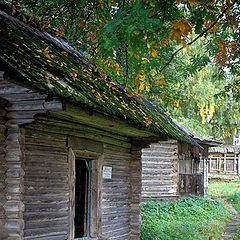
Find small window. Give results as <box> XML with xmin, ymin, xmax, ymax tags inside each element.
<box><xmin>75</xmin><ymin>158</ymin><xmax>91</xmax><ymax>239</ymax></box>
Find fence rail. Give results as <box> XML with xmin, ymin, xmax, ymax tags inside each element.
<box><xmin>208</xmin><ymin>152</ymin><xmax>240</xmax><ymax>175</ymax></box>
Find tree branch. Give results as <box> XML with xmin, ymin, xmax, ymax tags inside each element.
<box><xmin>159</xmin><ymin>0</ymin><xmax>238</xmax><ymax>73</ymax></box>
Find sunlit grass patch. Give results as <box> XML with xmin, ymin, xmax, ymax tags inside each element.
<box><xmin>141</xmin><ymin>195</ymin><xmax>231</xmax><ymax>240</ymax></box>
<box><xmin>208</xmin><ymin>180</ymin><xmax>240</xmax><ymax>198</ymax></box>
<box><xmin>209</xmin><ymin>179</ymin><xmax>240</xmax><ymax>238</ymax></box>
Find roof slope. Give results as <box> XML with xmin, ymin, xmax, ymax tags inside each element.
<box><xmin>174</xmin><ymin>121</ymin><xmax>222</xmax><ymax>147</ymax></box>
<box><xmin>0</xmin><ymin>9</ymin><xmax>201</xmax><ymax>147</ymax></box>
<box><xmin>209</xmin><ymin>145</ymin><xmax>240</xmax><ymax>153</ymax></box>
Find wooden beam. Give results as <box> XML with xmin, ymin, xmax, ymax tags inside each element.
<box><xmin>223</xmin><ymin>154</ymin><xmax>226</xmax><ymax>172</ymax></box>
<box><xmin>49</xmin><ymin>102</ymin><xmax>161</xmax><ymax>139</ymax></box>
<box><xmin>238</xmin><ymin>154</ymin><xmax>240</xmax><ymax>177</ymax></box>
<box><xmin>218</xmin><ymin>157</ymin><xmax>221</xmax><ymax>174</ymax></box>
<box><xmin>233</xmin><ymin>153</ymin><xmax>236</xmax><ymax>173</ymax></box>
<box><xmin>68</xmin><ymin>148</ymin><xmax>75</xmax><ymax>240</ymax></box>
<box><xmin>68</xmin><ymin>137</ymin><xmax>103</xmax><ymax>153</ymax></box>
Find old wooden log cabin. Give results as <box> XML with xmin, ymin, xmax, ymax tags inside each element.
<box><xmin>0</xmin><ymin>6</ymin><xmax>200</xmax><ymax>240</ymax></box>
<box><xmin>142</xmin><ymin>124</ymin><xmax>221</xmax><ymax>202</ymax></box>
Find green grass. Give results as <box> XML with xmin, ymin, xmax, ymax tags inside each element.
<box><xmin>208</xmin><ymin>180</ymin><xmax>240</xmax><ymax>199</ymax></box>
<box><xmin>208</xmin><ymin>179</ymin><xmax>240</xmax><ymax>239</ymax></box>
<box><xmin>141</xmin><ymin>195</ymin><xmax>231</xmax><ymax>240</ymax></box>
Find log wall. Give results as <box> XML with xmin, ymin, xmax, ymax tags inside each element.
<box><xmin>178</xmin><ymin>142</ymin><xmax>205</xmax><ymax>196</ymax></box>
<box><xmin>0</xmin><ymin>71</ymin><xmax>63</xmax><ymax>239</ymax></box>
<box><xmin>142</xmin><ymin>140</ymin><xmax>206</xmax><ymax>201</ymax></box>
<box><xmin>101</xmin><ymin>144</ymin><xmax>131</xmax><ymax>239</ymax></box>
<box><xmin>0</xmin><ymin>73</ymin><xmax>143</xmax><ymax>240</ymax></box>
<box><xmin>23</xmin><ymin>129</ymin><xmax>69</xmax><ymax>240</ymax></box>
<box><xmin>141</xmin><ymin>140</ymin><xmax>179</xmax><ymax>201</ymax></box>
<box><xmin>24</xmin><ymin>118</ymin><xmax>141</xmax><ymax>240</ymax></box>
<box><xmin>0</xmin><ymin>95</ymin><xmax>8</xmax><ymax>240</ymax></box>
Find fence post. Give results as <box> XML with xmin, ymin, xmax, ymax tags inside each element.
<box><xmin>223</xmin><ymin>153</ymin><xmax>227</xmax><ymax>172</ymax></box>
<box><xmin>203</xmin><ymin>156</ymin><xmax>208</xmax><ymax>198</ymax></box>
<box><xmin>238</xmin><ymin>154</ymin><xmax>240</xmax><ymax>177</ymax></box>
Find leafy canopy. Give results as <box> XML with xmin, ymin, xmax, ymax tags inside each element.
<box><xmin>11</xmin><ymin>0</ymin><xmax>239</xmax><ymax>98</ymax></box>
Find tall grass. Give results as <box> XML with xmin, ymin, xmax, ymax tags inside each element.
<box><xmin>141</xmin><ymin>195</ymin><xmax>231</xmax><ymax>240</ymax></box>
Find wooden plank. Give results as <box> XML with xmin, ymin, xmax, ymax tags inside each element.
<box><xmin>25</xmin><ymin>123</ymin><xmax>131</xmax><ymax>148</ymax></box>
<box><xmin>50</xmin><ymin>102</ymin><xmax>160</xmax><ymax>138</ymax></box>
<box><xmin>224</xmin><ymin>154</ymin><xmax>226</xmax><ymax>172</ymax></box>
<box><xmin>217</xmin><ymin>157</ymin><xmax>222</xmax><ymax>174</ymax></box>
<box><xmin>238</xmin><ymin>154</ymin><xmax>240</xmax><ymax>177</ymax></box>
<box><xmin>36</xmin><ymin>116</ymin><xmax>128</xmax><ymax>142</ymax></box>
<box><xmin>68</xmin><ymin>148</ymin><xmax>75</xmax><ymax>240</ymax></box>
<box><xmin>68</xmin><ymin>136</ymin><xmax>103</xmax><ymax>153</ymax></box>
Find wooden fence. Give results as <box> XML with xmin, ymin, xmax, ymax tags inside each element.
<box><xmin>208</xmin><ymin>150</ymin><xmax>240</xmax><ymax>175</ymax></box>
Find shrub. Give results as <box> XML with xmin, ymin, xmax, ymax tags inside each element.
<box><xmin>141</xmin><ymin>195</ymin><xmax>231</xmax><ymax>240</ymax></box>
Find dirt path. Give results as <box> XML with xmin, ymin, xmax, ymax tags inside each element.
<box><xmin>221</xmin><ymin>202</ymin><xmax>240</xmax><ymax>240</ymax></box>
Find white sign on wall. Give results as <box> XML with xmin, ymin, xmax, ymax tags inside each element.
<box><xmin>102</xmin><ymin>166</ymin><xmax>112</xmax><ymax>179</ymax></box>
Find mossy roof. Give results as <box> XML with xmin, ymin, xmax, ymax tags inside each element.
<box><xmin>0</xmin><ymin>9</ymin><xmax>201</xmax><ymax>148</ymax></box>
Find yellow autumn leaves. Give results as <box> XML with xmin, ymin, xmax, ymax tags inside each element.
<box><xmin>198</xmin><ymin>103</ymin><xmax>215</xmax><ymax>124</ymax></box>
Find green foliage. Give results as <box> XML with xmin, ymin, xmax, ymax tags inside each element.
<box><xmin>227</xmin><ymin>192</ymin><xmax>240</xmax><ymax>214</ymax></box>
<box><xmin>149</xmin><ymin>39</ymin><xmax>240</xmax><ymax>144</ymax></box>
<box><xmin>10</xmin><ymin>0</ymin><xmax>240</xmax><ymax>98</ymax></box>
<box><xmin>141</xmin><ymin>195</ymin><xmax>231</xmax><ymax>240</ymax></box>
<box><xmin>6</xmin><ymin>0</ymin><xmax>240</xmax><ymax>141</ymax></box>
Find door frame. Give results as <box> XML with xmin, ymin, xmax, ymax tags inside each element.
<box><xmin>68</xmin><ymin>147</ymin><xmax>103</xmax><ymax>240</ymax></box>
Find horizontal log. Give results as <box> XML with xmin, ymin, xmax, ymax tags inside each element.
<box><xmin>0</xmin><ymin>83</ymin><xmax>29</xmax><ymax>94</ymax></box>
<box><xmin>24</xmin><ymin>234</ymin><xmax>68</xmax><ymax>240</ymax></box>
<box><xmin>24</xmin><ymin>233</ymin><xmax>68</xmax><ymax>240</ymax></box>
<box><xmin>104</xmin><ymin>143</ymin><xmax>131</xmax><ymax>153</ymax></box>
<box><xmin>7</xmin><ymin>110</ymin><xmax>47</xmax><ymax>119</ymax></box>
<box><xmin>24</xmin><ymin>165</ymin><xmax>68</xmax><ymax>172</ymax></box>
<box><xmin>24</xmin><ymin>219</ymin><xmax>68</xmax><ymax>230</ymax></box>
<box><xmin>24</xmin><ymin>195</ymin><xmax>69</xmax><ymax>202</ymax></box>
<box><xmin>6</xmin><ymin>101</ymin><xmax>45</xmax><ymax>111</ymax></box>
<box><xmin>102</xmin><ymin>218</ymin><xmax>129</xmax><ymax>228</ymax></box>
<box><xmin>23</xmin><ymin>226</ymin><xmax>68</xmax><ymax>237</ymax></box>
<box><xmin>24</xmin><ymin>203</ymin><xmax>68</xmax><ymax>212</ymax></box>
<box><xmin>23</xmin><ymin>211</ymin><xmax>68</xmax><ymax>221</ymax></box>
<box><xmin>102</xmin><ymin>226</ymin><xmax>130</xmax><ymax>238</ymax></box>
<box><xmin>24</xmin><ymin>160</ymin><xmax>68</xmax><ymax>168</ymax></box>
<box><xmin>24</xmin><ymin>155</ymin><xmax>67</xmax><ymax>163</ymax></box>
<box><xmin>25</xmin><ymin>123</ymin><xmax>131</xmax><ymax>148</ymax></box>
<box><xmin>24</xmin><ymin>175</ymin><xmax>68</xmax><ymax>181</ymax></box>
<box><xmin>24</xmin><ymin>129</ymin><xmax>67</xmax><ymax>142</ymax></box>
<box><xmin>24</xmin><ymin>181</ymin><xmax>68</xmax><ymax>189</ymax></box>
<box><xmin>50</xmin><ymin>102</ymin><xmax>159</xmax><ymax>138</ymax></box>
<box><xmin>35</xmin><ymin>115</ymin><xmax>128</xmax><ymax>142</ymax></box>
<box><xmin>1</xmin><ymin>92</ymin><xmax>45</xmax><ymax>101</ymax></box>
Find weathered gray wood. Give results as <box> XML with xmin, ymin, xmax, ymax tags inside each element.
<box><xmin>142</xmin><ymin>140</ymin><xmax>179</xmax><ymax>201</ymax></box>
<box><xmin>49</xmin><ymin>102</ymin><xmax>159</xmax><ymax>138</ymax></box>
<box><xmin>208</xmin><ymin>151</ymin><xmax>240</xmax><ymax>175</ymax></box>
<box><xmin>129</xmin><ymin>145</ymin><xmax>142</xmax><ymax>240</ymax></box>
<box><xmin>68</xmin><ymin>148</ymin><xmax>75</xmax><ymax>240</ymax></box>
<box><xmin>25</xmin><ymin>122</ymin><xmax>131</xmax><ymax>148</ymax></box>
<box><xmin>36</xmin><ymin>115</ymin><xmax>128</xmax><ymax>142</ymax></box>
<box><xmin>238</xmin><ymin>154</ymin><xmax>240</xmax><ymax>177</ymax></box>
<box><xmin>0</xmin><ymin>77</ymin><xmax>149</xmax><ymax>240</ymax></box>
<box><xmin>68</xmin><ymin>137</ymin><xmax>103</xmax><ymax>153</ymax></box>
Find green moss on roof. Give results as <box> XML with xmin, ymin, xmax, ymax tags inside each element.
<box><xmin>0</xmin><ymin>10</ymin><xmax>200</xmax><ymax>147</ymax></box>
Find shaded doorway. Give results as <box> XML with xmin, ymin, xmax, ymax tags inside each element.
<box><xmin>75</xmin><ymin>158</ymin><xmax>91</xmax><ymax>238</ymax></box>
